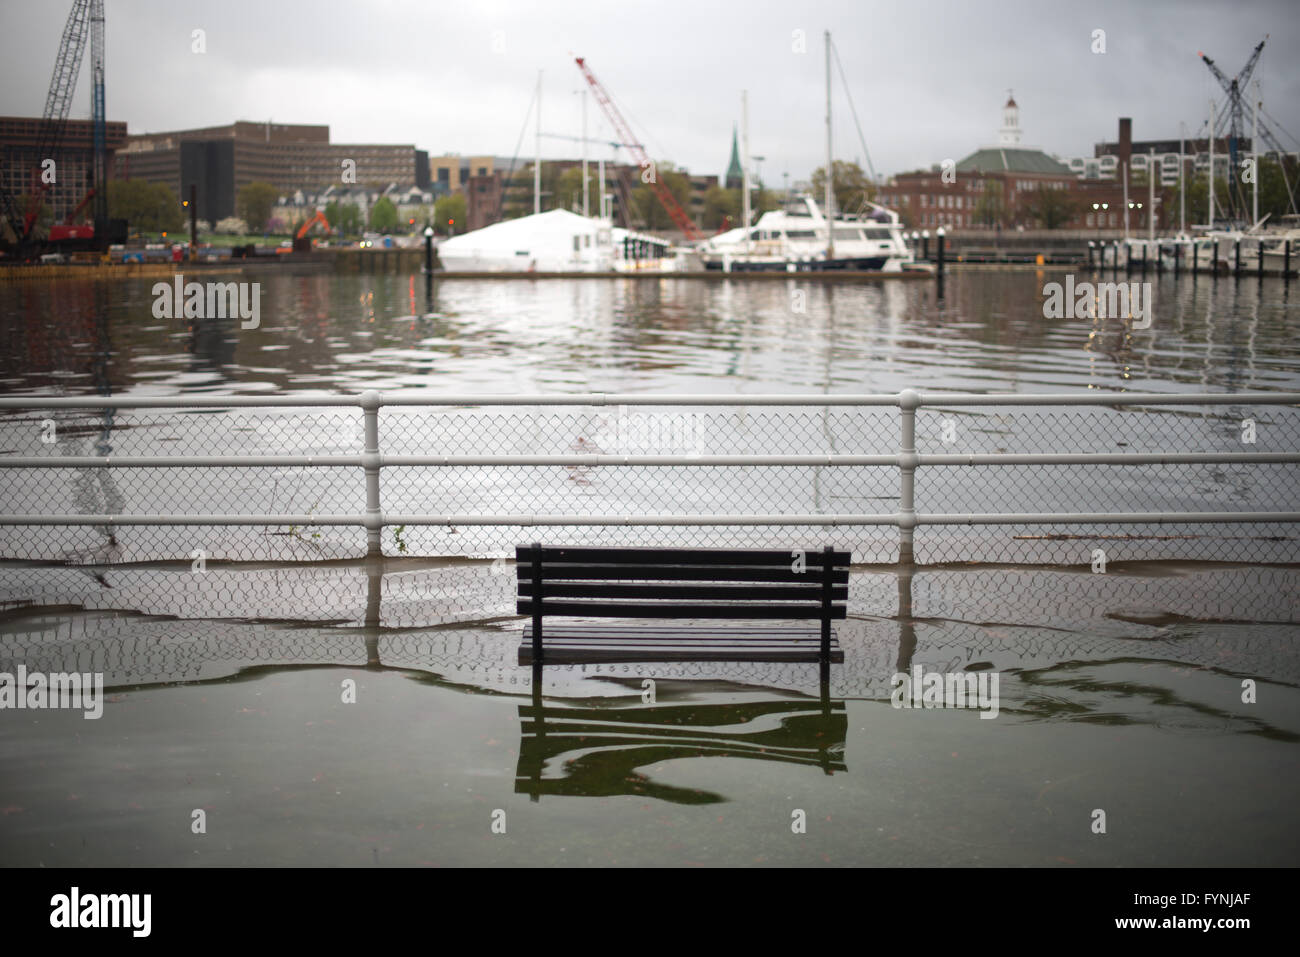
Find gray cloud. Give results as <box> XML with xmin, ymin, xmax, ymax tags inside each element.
<box><xmin>1</xmin><ymin>0</ymin><xmax>1295</xmax><ymax>185</ymax></box>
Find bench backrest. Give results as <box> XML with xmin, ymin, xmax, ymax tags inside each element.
<box><xmin>516</xmin><ymin>545</ymin><xmax>850</xmax><ymax>624</ymax></box>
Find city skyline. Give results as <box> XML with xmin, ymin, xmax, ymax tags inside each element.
<box><xmin>1</xmin><ymin>0</ymin><xmax>1297</xmax><ymax>187</ymax></box>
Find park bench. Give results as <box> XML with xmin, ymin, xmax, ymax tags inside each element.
<box><xmin>516</xmin><ymin>544</ymin><xmax>849</xmax><ymax>665</ymax></box>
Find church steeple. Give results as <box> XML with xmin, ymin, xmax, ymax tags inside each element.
<box><xmin>999</xmin><ymin>90</ymin><xmax>1021</xmax><ymax>146</ymax></box>
<box><xmin>725</xmin><ymin>125</ymin><xmax>743</xmax><ymax>189</ymax></box>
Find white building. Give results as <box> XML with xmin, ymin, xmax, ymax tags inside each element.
<box><xmin>435</xmin><ymin>209</ymin><xmax>613</xmax><ymax>271</ymax></box>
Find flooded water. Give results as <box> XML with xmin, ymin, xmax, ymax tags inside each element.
<box><xmin>1</xmin><ymin>270</ymin><xmax>1298</xmax><ymax>866</ymax></box>
<box><xmin>3</xmin><ymin>270</ymin><xmax>1299</xmax><ymax>395</ymax></box>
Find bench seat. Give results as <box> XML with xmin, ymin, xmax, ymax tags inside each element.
<box><xmin>518</xmin><ymin>623</ymin><xmax>845</xmax><ymax>664</ymax></box>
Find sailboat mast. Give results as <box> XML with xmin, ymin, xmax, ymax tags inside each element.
<box><xmin>741</xmin><ymin>90</ymin><xmax>751</xmax><ymax>253</ymax></box>
<box><xmin>1179</xmin><ymin>122</ymin><xmax>1185</xmax><ymax>234</ymax></box>
<box><xmin>1207</xmin><ymin>99</ymin><xmax>1215</xmax><ymax>230</ymax></box>
<box><xmin>825</xmin><ymin>30</ymin><xmax>834</xmax><ymax>259</ymax></box>
<box><xmin>582</xmin><ymin>89</ymin><xmax>589</xmax><ymax>217</ymax></box>
<box><xmin>534</xmin><ymin>70</ymin><xmax>542</xmax><ymax>216</ymax></box>
<box><xmin>1148</xmin><ymin>148</ymin><xmax>1155</xmax><ymax>242</ymax></box>
<box><xmin>1252</xmin><ymin>78</ymin><xmax>1259</xmax><ymax>226</ymax></box>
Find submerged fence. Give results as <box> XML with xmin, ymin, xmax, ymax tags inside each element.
<box><xmin>1</xmin><ymin>390</ymin><xmax>1298</xmax><ymax>565</ymax></box>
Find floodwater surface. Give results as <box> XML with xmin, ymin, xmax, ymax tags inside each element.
<box><xmin>0</xmin><ymin>270</ymin><xmax>1297</xmax><ymax>866</ymax></box>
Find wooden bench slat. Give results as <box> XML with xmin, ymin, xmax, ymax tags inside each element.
<box><xmin>519</xmin><ymin>642</ymin><xmax>844</xmax><ymax>665</ymax></box>
<box><xmin>519</xmin><ymin>582</ymin><xmax>848</xmax><ymax>602</ymax></box>
<box><xmin>517</xmin><ymin>600</ymin><xmax>847</xmax><ymax>620</ymax></box>
<box><xmin>525</xmin><ymin>624</ymin><xmax>826</xmax><ymax>637</ymax></box>
<box><xmin>516</xmin><ymin>545</ymin><xmax>851</xmax><ymax>566</ymax></box>
<box><xmin>514</xmin><ymin>563</ymin><xmax>850</xmax><ymax>584</ymax></box>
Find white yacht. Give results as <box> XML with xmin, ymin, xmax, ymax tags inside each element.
<box><xmin>700</xmin><ymin>194</ymin><xmax>929</xmax><ymax>272</ymax></box>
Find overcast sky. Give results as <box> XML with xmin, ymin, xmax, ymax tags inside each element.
<box><xmin>2</xmin><ymin>0</ymin><xmax>1296</xmax><ymax>185</ymax></box>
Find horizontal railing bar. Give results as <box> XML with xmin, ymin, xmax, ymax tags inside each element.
<box><xmin>915</xmin><ymin>452</ymin><xmax>1300</xmax><ymax>466</ymax></box>
<box><xmin>4</xmin><ymin>452</ymin><xmax>1297</xmax><ymax>469</ymax></box>
<box><xmin>377</xmin><ymin>393</ymin><xmax>904</xmax><ymax>407</ymax></box>
<box><xmin>384</xmin><ymin>454</ymin><xmax>898</xmax><ymax>466</ymax></box>
<box><xmin>0</xmin><ymin>395</ymin><xmax>362</xmax><ymax>409</ymax></box>
<box><xmin>0</xmin><ymin>456</ymin><xmax>364</xmax><ymax>468</ymax></box>
<box><xmin>3</xmin><ymin>512</ymin><xmax>1295</xmax><ymax>527</ymax></box>
<box><xmin>1</xmin><ymin>391</ymin><xmax>1296</xmax><ymax>410</ymax></box>
<box><xmin>0</xmin><ymin>514</ymin><xmax>364</xmax><ymax>526</ymax></box>
<box><xmin>915</xmin><ymin>392</ymin><xmax>1300</xmax><ymax>407</ymax></box>
<box><xmin>916</xmin><ymin>511</ymin><xmax>1300</xmax><ymax>525</ymax></box>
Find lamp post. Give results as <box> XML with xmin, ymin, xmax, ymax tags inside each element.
<box><xmin>423</xmin><ymin>225</ymin><xmax>434</xmax><ymax>275</ymax></box>
<box><xmin>1092</xmin><ymin>201</ymin><xmax>1108</xmax><ymax>247</ymax></box>
<box><xmin>922</xmin><ymin>229</ymin><xmax>930</xmax><ymax>261</ymax></box>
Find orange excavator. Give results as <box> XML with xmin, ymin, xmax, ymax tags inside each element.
<box><xmin>291</xmin><ymin>208</ymin><xmax>331</xmax><ymax>251</ymax></box>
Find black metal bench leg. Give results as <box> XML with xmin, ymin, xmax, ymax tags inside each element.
<box><xmin>531</xmin><ymin>540</ymin><xmax>543</xmax><ymax>664</ymax></box>
<box><xmin>820</xmin><ymin>545</ymin><xmax>833</xmax><ymax>662</ymax></box>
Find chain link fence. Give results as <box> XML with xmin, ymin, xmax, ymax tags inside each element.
<box><xmin>1</xmin><ymin>393</ymin><xmax>1297</xmax><ymax>565</ymax></box>
<box><xmin>4</xmin><ymin>563</ymin><xmax>1297</xmax><ymax>703</ymax></box>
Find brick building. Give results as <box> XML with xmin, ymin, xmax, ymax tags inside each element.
<box><xmin>878</xmin><ymin>97</ymin><xmax>1162</xmax><ymax>232</ymax></box>
<box><xmin>0</xmin><ymin>115</ymin><xmax>128</xmax><ymax>226</ymax></box>
<box><xmin>116</xmin><ymin>121</ymin><xmax>425</xmax><ymax>224</ymax></box>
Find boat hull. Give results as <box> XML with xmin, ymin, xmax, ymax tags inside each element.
<box><xmin>704</xmin><ymin>256</ymin><xmax>891</xmax><ymax>273</ymax></box>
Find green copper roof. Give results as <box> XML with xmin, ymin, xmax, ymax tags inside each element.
<box><xmin>725</xmin><ymin>126</ymin><xmax>743</xmax><ymax>187</ymax></box>
<box><xmin>956</xmin><ymin>148</ymin><xmax>1072</xmax><ymax>175</ymax></box>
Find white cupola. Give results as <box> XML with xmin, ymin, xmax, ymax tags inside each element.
<box><xmin>999</xmin><ymin>91</ymin><xmax>1021</xmax><ymax>146</ymax></box>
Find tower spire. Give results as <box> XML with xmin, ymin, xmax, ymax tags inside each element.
<box><xmin>725</xmin><ymin>125</ymin><xmax>743</xmax><ymax>189</ymax></box>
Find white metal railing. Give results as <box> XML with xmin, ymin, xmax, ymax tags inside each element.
<box><xmin>2</xmin><ymin>390</ymin><xmax>1298</xmax><ymax>563</ymax></box>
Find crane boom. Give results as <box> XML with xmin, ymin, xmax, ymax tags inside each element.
<box><xmin>25</xmin><ymin>0</ymin><xmax>93</xmax><ymax>239</ymax></box>
<box><xmin>574</xmin><ymin>56</ymin><xmax>703</xmax><ymax>241</ymax></box>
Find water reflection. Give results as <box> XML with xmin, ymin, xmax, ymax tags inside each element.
<box><xmin>3</xmin><ymin>272</ymin><xmax>1298</xmax><ymax>396</ymax></box>
<box><xmin>515</xmin><ymin>678</ymin><xmax>847</xmax><ymax>804</ymax></box>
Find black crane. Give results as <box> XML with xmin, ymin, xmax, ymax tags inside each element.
<box><xmin>1199</xmin><ymin>36</ymin><xmax>1299</xmax><ymax>219</ymax></box>
<box><xmin>1</xmin><ymin>0</ymin><xmax>108</xmax><ymax>257</ymax></box>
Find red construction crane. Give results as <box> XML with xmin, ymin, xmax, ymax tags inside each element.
<box><xmin>574</xmin><ymin>56</ymin><xmax>703</xmax><ymax>242</ymax></box>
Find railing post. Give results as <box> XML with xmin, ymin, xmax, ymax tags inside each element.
<box><xmin>360</xmin><ymin>390</ymin><xmax>383</xmax><ymax>557</ymax></box>
<box><xmin>897</xmin><ymin>389</ymin><xmax>920</xmax><ymax>564</ymax></box>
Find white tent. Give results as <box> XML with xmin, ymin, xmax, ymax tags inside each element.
<box><xmin>435</xmin><ymin>209</ymin><xmax>613</xmax><ymax>272</ymax></box>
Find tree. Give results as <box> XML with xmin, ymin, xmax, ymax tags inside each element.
<box><xmin>323</xmin><ymin>201</ymin><xmax>361</xmax><ymax>237</ymax></box>
<box><xmin>701</xmin><ymin>185</ymin><xmax>739</xmax><ymax>231</ymax></box>
<box><xmin>369</xmin><ymin>196</ymin><xmax>399</xmax><ymax>233</ymax></box>
<box><xmin>556</xmin><ymin>166</ymin><xmax>595</xmax><ymax>213</ymax></box>
<box><xmin>629</xmin><ymin>160</ymin><xmax>691</xmax><ymax>231</ymax></box>
<box><xmin>972</xmin><ymin>180</ymin><xmax>1007</xmax><ymax>229</ymax></box>
<box><xmin>1170</xmin><ymin>173</ymin><xmax>1233</xmax><ymax>227</ymax></box>
<box><xmin>434</xmin><ymin>194</ymin><xmax>467</xmax><ymax>235</ymax></box>
<box><xmin>1170</xmin><ymin>156</ymin><xmax>1299</xmax><ymax>226</ymax></box>
<box><xmin>236</xmin><ymin>181</ymin><xmax>280</xmax><ymax>234</ymax></box>
<box><xmin>107</xmin><ymin>180</ymin><xmax>184</xmax><ymax>233</ymax></box>
<box><xmin>216</xmin><ymin>217</ymin><xmax>248</xmax><ymax>236</ymax></box>
<box><xmin>810</xmin><ymin>161</ymin><xmax>875</xmax><ymax>215</ymax></box>
<box><xmin>1022</xmin><ymin>186</ymin><xmax>1082</xmax><ymax>229</ymax></box>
